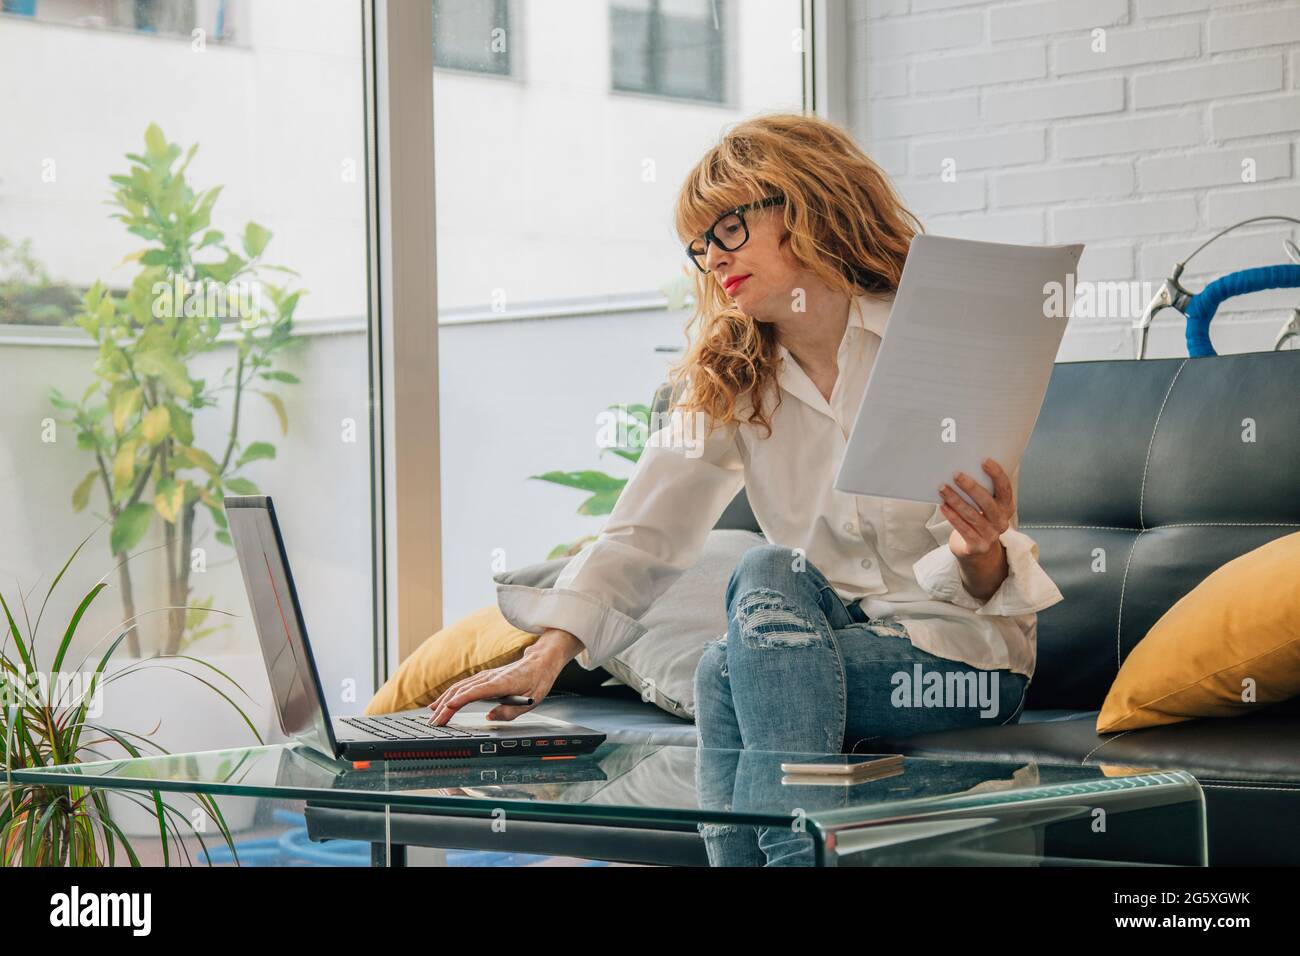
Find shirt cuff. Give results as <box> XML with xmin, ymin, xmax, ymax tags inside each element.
<box><xmin>911</xmin><ymin>528</ymin><xmax>1065</xmax><ymax>616</ymax></box>
<box><xmin>494</xmin><ymin>582</ymin><xmax>647</xmax><ymax>671</ymax></box>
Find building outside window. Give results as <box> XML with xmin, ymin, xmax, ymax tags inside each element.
<box><xmin>611</xmin><ymin>0</ymin><xmax>726</xmax><ymax>103</ymax></box>
<box><xmin>434</xmin><ymin>0</ymin><xmax>512</xmax><ymax>76</ymax></box>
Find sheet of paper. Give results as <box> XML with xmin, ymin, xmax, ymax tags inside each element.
<box><xmin>834</xmin><ymin>235</ymin><xmax>1084</xmax><ymax>504</ymax></box>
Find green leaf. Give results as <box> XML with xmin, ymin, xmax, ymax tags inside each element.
<box><xmin>110</xmin><ymin>385</ymin><xmax>143</xmax><ymax>435</ymax></box>
<box><xmin>154</xmin><ymin>478</ymin><xmax>186</xmax><ymax>524</ymax></box>
<box><xmin>578</xmin><ymin>489</ymin><xmax>623</xmax><ymax>516</ymax></box>
<box><xmin>144</xmin><ymin>123</ymin><xmax>168</xmax><ymax>160</ymax></box>
<box><xmin>188</xmin><ymin>186</ymin><xmax>223</xmax><ymax>235</ymax></box>
<box><xmin>166</xmin><ymin>402</ymin><xmax>194</xmax><ymax>444</ymax></box>
<box><xmin>258</xmin><ymin>390</ymin><xmax>288</xmax><ymax>436</ymax></box>
<box><xmin>204</xmin><ymin>499</ymin><xmax>229</xmax><ymax>529</ymax></box>
<box><xmin>223</xmin><ymin>477</ymin><xmax>260</xmax><ymax>495</ymax></box>
<box><xmin>110</xmin><ymin>503</ymin><xmax>154</xmax><ymax>555</ymax></box>
<box><xmin>236</xmin><ymin>442</ymin><xmax>276</xmax><ymax>468</ymax></box>
<box><xmin>215</xmin><ymin>530</ymin><xmax>233</xmax><ymax>547</ymax></box>
<box><xmin>185</xmin><ymin>594</ymin><xmax>215</xmax><ymax>631</ymax></box>
<box><xmin>530</xmin><ymin>470</ymin><xmax>625</xmax><ymax>493</ymax></box>
<box><xmin>276</xmin><ymin>291</ymin><xmax>300</xmax><ymax>319</ymax></box>
<box><xmin>112</xmin><ymin>441</ymin><xmax>140</xmax><ymax>495</ymax></box>
<box><xmin>71</xmin><ymin>470</ymin><xmax>98</xmax><ymax>512</ymax></box>
<box><xmin>242</xmin><ymin>222</ymin><xmax>271</xmax><ymax>259</ymax></box>
<box><xmin>196</xmin><ymin>251</ymin><xmax>245</xmax><ymax>285</ymax></box>
<box><xmin>134</xmin><ymin>350</ymin><xmax>193</xmax><ymax>399</ymax></box>
<box><xmin>174</xmin><ymin>445</ymin><xmax>221</xmax><ymax>477</ymax></box>
<box><xmin>141</xmin><ymin>405</ymin><xmax>171</xmax><ymax>445</ymax></box>
<box><xmin>259</xmin><ymin>370</ymin><xmax>300</xmax><ymax>385</ymax></box>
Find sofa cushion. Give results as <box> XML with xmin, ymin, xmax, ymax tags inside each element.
<box><xmin>494</xmin><ymin>529</ymin><xmax>765</xmax><ymax>719</ymax></box>
<box><xmin>600</xmin><ymin>529</ymin><xmax>764</xmax><ymax>719</ymax></box>
<box><xmin>1097</xmin><ymin>531</ymin><xmax>1300</xmax><ymax>732</ymax></box>
<box><xmin>871</xmin><ymin>706</ymin><xmax>1300</xmax><ymax>785</ymax></box>
<box><xmin>367</xmin><ymin>529</ymin><xmax>765</xmax><ymax>719</ymax></box>
<box><xmin>365</xmin><ymin>604</ymin><xmax>539</xmax><ymax>714</ymax></box>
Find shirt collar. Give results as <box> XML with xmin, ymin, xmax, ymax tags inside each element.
<box><xmin>771</xmin><ymin>292</ymin><xmax>894</xmax><ymax>419</ymax></box>
<box><xmin>775</xmin><ymin>292</ymin><xmax>892</xmax><ymax>363</ymax></box>
<box><xmin>856</xmin><ymin>292</ymin><xmax>893</xmax><ymax>339</ymax></box>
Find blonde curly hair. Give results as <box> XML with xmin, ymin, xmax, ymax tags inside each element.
<box><xmin>668</xmin><ymin>111</ymin><xmax>923</xmax><ymax>439</ymax></box>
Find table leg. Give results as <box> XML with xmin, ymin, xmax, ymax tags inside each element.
<box><xmin>371</xmin><ymin>842</ymin><xmax>407</xmax><ymax>867</ymax></box>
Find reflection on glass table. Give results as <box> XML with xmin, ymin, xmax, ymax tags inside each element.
<box><xmin>12</xmin><ymin>742</ymin><xmax>1206</xmax><ymax>867</ymax></box>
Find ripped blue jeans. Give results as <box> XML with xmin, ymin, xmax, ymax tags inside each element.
<box><xmin>693</xmin><ymin>544</ymin><xmax>1030</xmax><ymax>867</ymax></box>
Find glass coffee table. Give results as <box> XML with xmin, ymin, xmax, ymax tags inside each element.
<box><xmin>10</xmin><ymin>741</ymin><xmax>1206</xmax><ymax>867</ymax></box>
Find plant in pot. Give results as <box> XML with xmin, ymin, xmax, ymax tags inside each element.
<box><xmin>1</xmin><ymin>524</ymin><xmax>263</xmax><ymax>866</ymax></box>
<box><xmin>532</xmin><ymin>268</ymin><xmax>696</xmax><ymax>559</ymax></box>
<box><xmin>47</xmin><ymin>122</ymin><xmax>305</xmax><ymax>661</ymax></box>
<box><xmin>532</xmin><ymin>401</ymin><xmax>656</xmax><ymax>559</ymax></box>
<box><xmin>43</xmin><ymin>124</ymin><xmax>304</xmax><ymax>781</ymax></box>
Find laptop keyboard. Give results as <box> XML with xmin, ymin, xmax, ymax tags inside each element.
<box><xmin>340</xmin><ymin>714</ymin><xmax>484</xmax><ymax>740</ymax></box>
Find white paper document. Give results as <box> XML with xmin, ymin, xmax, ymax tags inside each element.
<box><xmin>834</xmin><ymin>235</ymin><xmax>1084</xmax><ymax>504</ymax></box>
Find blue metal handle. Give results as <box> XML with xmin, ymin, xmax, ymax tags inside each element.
<box><xmin>1184</xmin><ymin>264</ymin><xmax>1300</xmax><ymax>356</ymax></box>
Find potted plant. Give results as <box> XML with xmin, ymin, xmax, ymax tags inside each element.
<box><xmin>531</xmin><ymin>269</ymin><xmax>696</xmax><ymax>559</ymax></box>
<box><xmin>47</xmin><ymin>122</ymin><xmax>304</xmax><ymax>660</ymax></box>
<box><xmin>1</xmin><ymin>523</ymin><xmax>262</xmax><ymax>866</ymax></box>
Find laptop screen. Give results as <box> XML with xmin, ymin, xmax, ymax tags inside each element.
<box><xmin>225</xmin><ymin>496</ymin><xmax>339</xmax><ymax>758</ymax></box>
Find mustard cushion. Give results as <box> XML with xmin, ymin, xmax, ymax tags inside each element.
<box><xmin>365</xmin><ymin>604</ymin><xmax>538</xmax><ymax>715</ymax></box>
<box><xmin>1097</xmin><ymin>531</ymin><xmax>1300</xmax><ymax>733</ymax></box>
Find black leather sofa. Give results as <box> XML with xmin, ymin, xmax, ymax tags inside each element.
<box><xmin>528</xmin><ymin>348</ymin><xmax>1300</xmax><ymax>865</ymax></box>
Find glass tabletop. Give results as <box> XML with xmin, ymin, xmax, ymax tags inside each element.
<box><xmin>10</xmin><ymin>740</ymin><xmax>1201</xmax><ymax>838</ymax></box>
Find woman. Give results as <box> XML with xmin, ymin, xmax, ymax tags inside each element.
<box><xmin>428</xmin><ymin>112</ymin><xmax>1065</xmax><ymax>866</ymax></box>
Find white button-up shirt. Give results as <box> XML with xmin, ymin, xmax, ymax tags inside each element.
<box><xmin>497</xmin><ymin>292</ymin><xmax>1065</xmax><ymax>677</ymax></box>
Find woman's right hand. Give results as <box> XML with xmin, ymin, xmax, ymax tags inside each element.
<box><xmin>427</xmin><ymin>627</ymin><xmax>585</xmax><ymax>725</ymax></box>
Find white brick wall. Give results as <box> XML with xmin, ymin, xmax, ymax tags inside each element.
<box><xmin>850</xmin><ymin>0</ymin><xmax>1300</xmax><ymax>360</ymax></box>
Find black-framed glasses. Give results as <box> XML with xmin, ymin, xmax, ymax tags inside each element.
<box><xmin>686</xmin><ymin>195</ymin><xmax>785</xmax><ymax>274</ymax></box>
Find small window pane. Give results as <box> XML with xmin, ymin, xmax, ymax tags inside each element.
<box><xmin>611</xmin><ymin>0</ymin><xmax>725</xmax><ymax>103</ymax></box>
<box><xmin>434</xmin><ymin>0</ymin><xmax>511</xmax><ymax>75</ymax></box>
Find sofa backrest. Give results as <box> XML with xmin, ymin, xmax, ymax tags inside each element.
<box><xmin>657</xmin><ymin>349</ymin><xmax>1300</xmax><ymax>711</ymax></box>
<box><xmin>1018</xmin><ymin>350</ymin><xmax>1299</xmax><ymax>710</ymax></box>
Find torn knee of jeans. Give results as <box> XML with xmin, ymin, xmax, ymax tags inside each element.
<box><xmin>702</xmin><ymin>636</ymin><xmax>728</xmax><ymax>677</ymax></box>
<box><xmin>734</xmin><ymin>589</ymin><xmax>818</xmax><ymax>648</ymax></box>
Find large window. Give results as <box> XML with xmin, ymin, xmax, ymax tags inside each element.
<box><xmin>611</xmin><ymin>0</ymin><xmax>728</xmax><ymax>103</ymax></box>
<box><xmin>0</xmin><ymin>1</ymin><xmax>374</xmax><ymax>756</ymax></box>
<box><xmin>434</xmin><ymin>0</ymin><xmax>801</xmax><ymax>626</ymax></box>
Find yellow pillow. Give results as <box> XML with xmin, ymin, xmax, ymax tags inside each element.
<box><xmin>1097</xmin><ymin>531</ymin><xmax>1300</xmax><ymax>733</ymax></box>
<box><xmin>365</xmin><ymin>605</ymin><xmax>538</xmax><ymax>715</ymax></box>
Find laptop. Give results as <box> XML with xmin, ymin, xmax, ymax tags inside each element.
<box><xmin>224</xmin><ymin>495</ymin><xmax>607</xmax><ymax>764</ymax></box>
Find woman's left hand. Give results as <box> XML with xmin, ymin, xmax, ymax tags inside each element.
<box><xmin>938</xmin><ymin>458</ymin><xmax>1014</xmax><ymax>560</ymax></box>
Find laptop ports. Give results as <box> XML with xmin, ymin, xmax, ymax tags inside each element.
<box><xmin>501</xmin><ymin>740</ymin><xmax>518</xmax><ymax>748</ymax></box>
<box><xmin>479</xmin><ymin>743</ymin><xmax>497</xmax><ymax>754</ymax></box>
